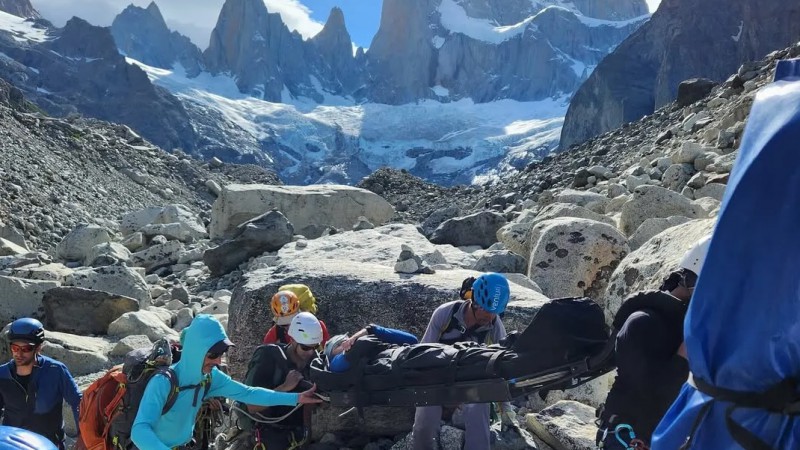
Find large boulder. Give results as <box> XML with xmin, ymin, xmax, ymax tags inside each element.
<box><xmin>257</xmin><ymin>224</ymin><xmax>477</xmax><ymax>270</ymax></box>
<box><xmin>65</xmin><ymin>264</ymin><xmax>151</xmax><ymax>306</ymax></box>
<box><xmin>527</xmin><ymin>218</ymin><xmax>629</xmax><ymax>300</ymax></box>
<box><xmin>8</xmin><ymin>263</ymin><xmax>73</xmax><ymax>283</ymax></box>
<box><xmin>56</xmin><ymin>224</ymin><xmax>111</xmax><ymax>262</ymax></box>
<box><xmin>619</xmin><ymin>185</ymin><xmax>708</xmax><ymax>235</ymax></box>
<box><xmin>0</xmin><ymin>276</ymin><xmax>60</xmax><ymax>325</ymax></box>
<box><xmin>312</xmin><ymin>405</ymin><xmax>416</xmax><ymax>441</ymax></box>
<box><xmin>430</xmin><ymin>211</ymin><xmax>506</xmax><ymax>249</ymax></box>
<box><xmin>209</xmin><ymin>184</ymin><xmax>395</xmax><ymax>240</ymax></box>
<box><xmin>497</xmin><ymin>204</ymin><xmax>617</xmax><ymax>261</ymax></box>
<box><xmin>527</xmin><ymin>401</ymin><xmax>597</xmax><ymax>450</ymax></box>
<box><xmin>0</xmin><ymin>220</ymin><xmax>27</xmax><ymax>248</ymax></box>
<box><xmin>227</xmin><ymin>262</ymin><xmax>549</xmax><ymax>380</ymax></box>
<box><xmin>628</xmin><ymin>216</ymin><xmax>692</xmax><ymax>251</ymax></box>
<box><xmin>108</xmin><ymin>310</ymin><xmax>179</xmax><ymax>341</ymax></box>
<box><xmin>130</xmin><ymin>240</ymin><xmax>185</xmax><ymax>271</ymax></box>
<box><xmin>554</xmin><ymin>189</ymin><xmax>609</xmax><ymax>213</ymax></box>
<box><xmin>85</xmin><ymin>242</ymin><xmax>132</xmax><ymax>267</ymax></box>
<box><xmin>676</xmin><ymin>77</ymin><xmax>718</xmax><ymax>107</ymax></box>
<box><xmin>121</xmin><ymin>204</ymin><xmax>207</xmax><ymax>241</ymax></box>
<box><xmin>471</xmin><ymin>250</ymin><xmax>526</xmax><ymax>274</ymax></box>
<box><xmin>0</xmin><ymin>238</ymin><xmax>27</xmax><ymax>256</ymax></box>
<box><xmin>43</xmin><ymin>287</ymin><xmax>139</xmax><ymax>335</ymax></box>
<box><xmin>204</xmin><ymin>210</ymin><xmax>294</xmax><ymax>277</ymax></box>
<box><xmin>40</xmin><ymin>331</ymin><xmax>112</xmax><ymax>377</ymax></box>
<box><xmin>604</xmin><ymin>219</ymin><xmax>715</xmax><ymax>320</ymax></box>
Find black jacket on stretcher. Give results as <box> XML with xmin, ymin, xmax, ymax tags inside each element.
<box><xmin>601</xmin><ymin>291</ymin><xmax>689</xmax><ymax>444</ymax></box>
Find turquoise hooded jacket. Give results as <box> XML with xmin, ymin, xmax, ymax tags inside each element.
<box><xmin>131</xmin><ymin>314</ymin><xmax>299</xmax><ymax>449</ymax></box>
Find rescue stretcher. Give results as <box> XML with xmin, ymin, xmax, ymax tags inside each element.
<box><xmin>309</xmin><ymin>297</ymin><xmax>617</xmax><ymax>409</ymax></box>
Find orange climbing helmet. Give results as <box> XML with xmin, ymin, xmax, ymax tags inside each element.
<box><xmin>271</xmin><ymin>290</ymin><xmax>300</xmax><ymax>325</ymax></box>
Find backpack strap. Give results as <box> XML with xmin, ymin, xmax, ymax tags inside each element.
<box><xmin>160</xmin><ymin>368</ymin><xmax>213</xmax><ymax>413</ymax></box>
<box><xmin>438</xmin><ymin>301</ymin><xmax>490</xmax><ymax>345</ymax></box>
<box><xmin>682</xmin><ymin>375</ymin><xmax>800</xmax><ymax>450</ymax></box>
<box><xmin>159</xmin><ymin>368</ymin><xmax>182</xmax><ymax>414</ymax></box>
<box><xmin>438</xmin><ymin>301</ymin><xmax>466</xmax><ymax>341</ymax></box>
<box><xmin>272</xmin><ymin>344</ymin><xmax>291</xmax><ymax>388</ymax></box>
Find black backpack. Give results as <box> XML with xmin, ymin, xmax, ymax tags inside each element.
<box><xmin>236</xmin><ymin>344</ymin><xmax>291</xmax><ymax>431</ymax></box>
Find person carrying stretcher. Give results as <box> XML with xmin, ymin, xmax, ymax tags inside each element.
<box><xmin>411</xmin><ymin>272</ymin><xmax>514</xmax><ymax>450</ymax></box>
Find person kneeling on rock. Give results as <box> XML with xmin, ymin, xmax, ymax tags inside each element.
<box><xmin>228</xmin><ymin>312</ymin><xmax>325</xmax><ymax>450</ymax></box>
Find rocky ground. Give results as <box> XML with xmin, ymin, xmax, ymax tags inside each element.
<box><xmin>0</xmin><ymin>40</ymin><xmax>797</xmax><ymax>450</ymax></box>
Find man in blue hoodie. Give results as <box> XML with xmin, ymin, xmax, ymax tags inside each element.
<box><xmin>132</xmin><ymin>314</ymin><xmax>321</xmax><ymax>450</ymax></box>
<box><xmin>0</xmin><ymin>318</ymin><xmax>82</xmax><ymax>450</ymax></box>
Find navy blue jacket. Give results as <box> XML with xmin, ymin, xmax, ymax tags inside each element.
<box><xmin>0</xmin><ymin>355</ymin><xmax>82</xmax><ymax>447</ymax></box>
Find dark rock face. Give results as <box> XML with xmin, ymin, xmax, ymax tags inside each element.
<box><xmin>0</xmin><ymin>0</ymin><xmax>39</xmax><ymax>18</ymax></box>
<box><xmin>110</xmin><ymin>2</ymin><xmax>203</xmax><ymax>76</ymax></box>
<box><xmin>561</xmin><ymin>0</ymin><xmax>800</xmax><ymax>148</ymax></box>
<box><xmin>365</xmin><ymin>0</ymin><xmax>647</xmax><ymax>104</ymax></box>
<box><xmin>0</xmin><ymin>17</ymin><xmax>198</xmax><ymax>152</ymax></box>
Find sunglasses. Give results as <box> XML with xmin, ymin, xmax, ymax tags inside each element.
<box><xmin>10</xmin><ymin>343</ymin><xmax>36</xmax><ymax>354</ymax></box>
<box><xmin>206</xmin><ymin>351</ymin><xmax>224</xmax><ymax>360</ymax></box>
<box><xmin>298</xmin><ymin>343</ymin><xmax>319</xmax><ymax>352</ymax></box>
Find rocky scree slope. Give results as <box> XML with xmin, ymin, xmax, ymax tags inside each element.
<box><xmin>0</xmin><ymin>77</ymin><xmax>278</xmax><ymax>251</ymax></box>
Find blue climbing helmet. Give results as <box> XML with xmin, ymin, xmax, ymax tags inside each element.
<box><xmin>7</xmin><ymin>318</ymin><xmax>45</xmax><ymax>345</ymax></box>
<box><xmin>471</xmin><ymin>273</ymin><xmax>510</xmax><ymax>314</ymax></box>
<box><xmin>0</xmin><ymin>425</ymin><xmax>57</xmax><ymax>449</ymax></box>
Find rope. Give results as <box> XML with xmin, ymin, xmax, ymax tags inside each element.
<box><xmin>231</xmin><ymin>404</ymin><xmax>303</xmax><ymax>424</ymax></box>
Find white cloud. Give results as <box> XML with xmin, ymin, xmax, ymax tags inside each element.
<box><xmin>646</xmin><ymin>0</ymin><xmax>661</xmax><ymax>13</ymax></box>
<box><xmin>262</xmin><ymin>0</ymin><xmax>323</xmax><ymax>39</ymax></box>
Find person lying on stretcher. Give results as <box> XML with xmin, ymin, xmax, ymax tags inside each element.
<box><xmin>323</xmin><ymin>325</ymin><xmax>419</xmax><ymax>372</ymax></box>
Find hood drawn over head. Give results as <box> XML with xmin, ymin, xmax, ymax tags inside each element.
<box><xmin>173</xmin><ymin>314</ymin><xmax>228</xmax><ymax>384</ymax></box>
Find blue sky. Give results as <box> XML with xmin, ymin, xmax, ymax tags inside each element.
<box><xmin>304</xmin><ymin>0</ymin><xmax>382</xmax><ymax>49</ymax></box>
<box><xmin>34</xmin><ymin>0</ymin><xmax>661</xmax><ymax>50</ymax></box>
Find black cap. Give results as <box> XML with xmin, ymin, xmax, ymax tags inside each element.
<box><xmin>208</xmin><ymin>338</ymin><xmax>235</xmax><ymax>355</ymax></box>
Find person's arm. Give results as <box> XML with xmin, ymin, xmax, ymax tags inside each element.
<box><xmin>60</xmin><ymin>365</ymin><xmax>82</xmax><ymax>432</ymax></box>
<box><xmin>131</xmin><ymin>375</ymin><xmax>173</xmax><ymax>450</ymax></box>
<box><xmin>263</xmin><ymin>327</ymin><xmax>278</xmax><ymax>345</ymax></box>
<box><xmin>421</xmin><ymin>304</ymin><xmax>451</xmax><ymax>343</ymax></box>
<box><xmin>369</xmin><ymin>325</ymin><xmax>419</xmax><ymax>345</ymax></box>
<box><xmin>616</xmin><ymin>312</ymin><xmax>686</xmax><ymax>396</ymax></box>
<box><xmin>329</xmin><ymin>354</ymin><xmax>351</xmax><ymax>372</ymax></box>
<box><xmin>208</xmin><ymin>367</ymin><xmax>299</xmax><ymax>407</ymax></box>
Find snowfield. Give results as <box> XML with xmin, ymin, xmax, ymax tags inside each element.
<box><xmin>132</xmin><ymin>59</ymin><xmax>568</xmax><ymax>185</ymax></box>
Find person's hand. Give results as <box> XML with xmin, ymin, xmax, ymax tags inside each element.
<box><xmin>298</xmin><ymin>383</ymin><xmax>323</xmax><ymax>404</ymax></box>
<box><xmin>340</xmin><ymin>336</ymin><xmax>356</xmax><ymax>352</ymax></box>
<box><xmin>283</xmin><ymin>370</ymin><xmax>304</xmax><ymax>391</ymax></box>
<box><xmin>208</xmin><ymin>398</ymin><xmax>224</xmax><ymax>411</ymax></box>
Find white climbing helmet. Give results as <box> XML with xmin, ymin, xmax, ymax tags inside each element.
<box><xmin>679</xmin><ymin>234</ymin><xmax>712</xmax><ymax>275</ymax></box>
<box><xmin>288</xmin><ymin>312</ymin><xmax>323</xmax><ymax>346</ymax></box>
